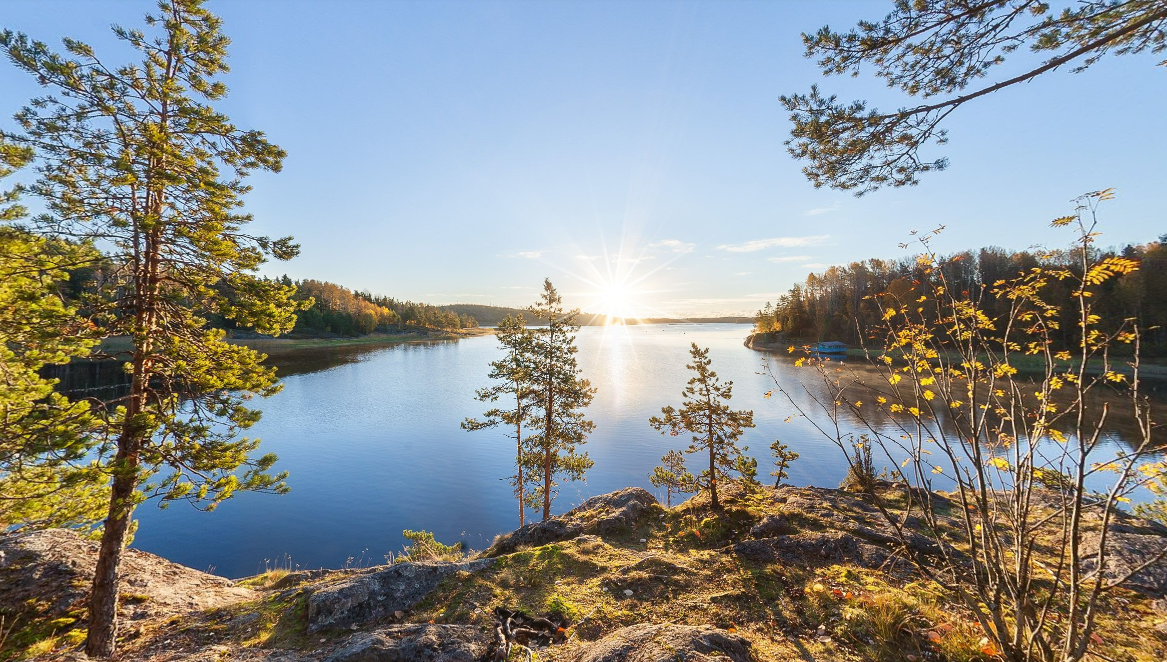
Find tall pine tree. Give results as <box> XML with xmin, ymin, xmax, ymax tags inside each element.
<box><xmin>462</xmin><ymin>314</ymin><xmax>538</xmax><ymax>527</ymax></box>
<box><xmin>526</xmin><ymin>279</ymin><xmax>595</xmax><ymax>521</ymax></box>
<box><xmin>3</xmin><ymin>2</ymin><xmax>305</xmax><ymax>655</ymax></box>
<box><xmin>650</xmin><ymin>343</ymin><xmax>755</xmax><ymax>510</ymax></box>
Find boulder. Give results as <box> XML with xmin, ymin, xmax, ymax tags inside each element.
<box><xmin>307</xmin><ymin>559</ymin><xmax>494</xmax><ymax>633</ymax></box>
<box><xmin>567</xmin><ymin>624</ymin><xmax>752</xmax><ymax>662</ymax></box>
<box><xmin>485</xmin><ymin>488</ymin><xmax>660</xmax><ymax>556</ymax></box>
<box><xmin>324</xmin><ymin>625</ymin><xmax>493</xmax><ymax>662</ymax></box>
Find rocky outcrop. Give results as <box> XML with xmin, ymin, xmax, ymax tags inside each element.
<box><xmin>564</xmin><ymin>624</ymin><xmax>752</xmax><ymax>662</ymax></box>
<box><xmin>734</xmin><ymin>531</ymin><xmax>895</xmax><ymax>568</ymax></box>
<box><xmin>324</xmin><ymin>625</ymin><xmax>493</xmax><ymax>662</ymax></box>
<box><xmin>1081</xmin><ymin>519</ymin><xmax>1167</xmax><ymax>598</ymax></box>
<box><xmin>0</xmin><ymin>528</ymin><xmax>251</xmax><ymax>626</ymax></box>
<box><xmin>773</xmin><ymin>485</ymin><xmax>947</xmax><ymax>556</ymax></box>
<box><xmin>484</xmin><ymin>488</ymin><xmax>661</xmax><ymax>556</ymax></box>
<box><xmin>743</xmin><ymin>332</ymin><xmax>787</xmax><ymax>351</ymax></box>
<box><xmin>307</xmin><ymin>559</ymin><xmax>495</xmax><ymax>634</ymax></box>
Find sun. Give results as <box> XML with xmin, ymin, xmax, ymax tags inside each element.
<box><xmin>592</xmin><ymin>281</ymin><xmax>640</xmax><ymax>322</ymax></box>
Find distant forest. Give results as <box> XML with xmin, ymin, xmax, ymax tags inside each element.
<box><xmin>438</xmin><ymin>303</ymin><xmax>753</xmax><ymax>327</ymax></box>
<box><xmin>754</xmin><ymin>234</ymin><xmax>1167</xmax><ymax>355</ymax></box>
<box><xmin>277</xmin><ymin>278</ymin><xmax>478</xmax><ymax>337</ymax></box>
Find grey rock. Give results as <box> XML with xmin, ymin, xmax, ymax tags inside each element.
<box><xmin>324</xmin><ymin>625</ymin><xmax>492</xmax><ymax>662</ymax></box>
<box><xmin>1081</xmin><ymin>526</ymin><xmax>1167</xmax><ymax>597</ymax></box>
<box><xmin>485</xmin><ymin>488</ymin><xmax>660</xmax><ymax>556</ymax></box>
<box><xmin>733</xmin><ymin>532</ymin><xmax>894</xmax><ymax>568</ymax></box>
<box><xmin>231</xmin><ymin>611</ymin><xmax>262</xmax><ymax>627</ymax></box>
<box><xmin>307</xmin><ymin>559</ymin><xmax>494</xmax><ymax>634</ymax></box>
<box><xmin>0</xmin><ymin>528</ymin><xmax>251</xmax><ymax>627</ymax></box>
<box><xmin>568</xmin><ymin>623</ymin><xmax>752</xmax><ymax>662</ymax></box>
<box><xmin>749</xmin><ymin>515</ymin><xmax>791</xmax><ymax>539</ymax></box>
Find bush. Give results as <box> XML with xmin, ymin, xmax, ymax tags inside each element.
<box><xmin>396</xmin><ymin>529</ymin><xmax>464</xmax><ymax>563</ymax></box>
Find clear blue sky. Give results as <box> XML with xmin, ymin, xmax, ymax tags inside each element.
<box><xmin>2</xmin><ymin>1</ymin><xmax>1164</xmax><ymax>317</ymax></box>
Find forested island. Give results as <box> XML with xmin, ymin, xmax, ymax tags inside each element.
<box><xmin>2</xmin><ymin>1</ymin><xmax>1167</xmax><ymax>662</ymax></box>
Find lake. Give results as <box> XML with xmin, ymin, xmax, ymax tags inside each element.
<box><xmin>129</xmin><ymin>324</ymin><xmax>1158</xmax><ymax>577</ymax></box>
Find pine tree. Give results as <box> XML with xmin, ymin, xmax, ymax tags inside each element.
<box><xmin>734</xmin><ymin>450</ymin><xmax>760</xmax><ymax>489</ymax></box>
<box><xmin>781</xmin><ymin>1</ymin><xmax>1167</xmax><ymax>194</ymax></box>
<box><xmin>650</xmin><ymin>343</ymin><xmax>755</xmax><ymax>510</ymax></box>
<box><xmin>649</xmin><ymin>450</ymin><xmax>696</xmax><ymax>508</ymax></box>
<box><xmin>2</xmin><ymin>3</ymin><xmax>305</xmax><ymax>655</ymax></box>
<box><xmin>462</xmin><ymin>314</ymin><xmax>539</xmax><ymax>527</ymax></box>
<box><xmin>0</xmin><ymin>139</ymin><xmax>106</xmax><ymax>535</ymax></box>
<box><xmin>769</xmin><ymin>439</ymin><xmax>799</xmax><ymax>487</ymax></box>
<box><xmin>526</xmin><ymin>279</ymin><xmax>595</xmax><ymax>521</ymax></box>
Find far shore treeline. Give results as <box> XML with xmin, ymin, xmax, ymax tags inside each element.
<box><xmin>754</xmin><ymin>233</ymin><xmax>1167</xmax><ymax>354</ymax></box>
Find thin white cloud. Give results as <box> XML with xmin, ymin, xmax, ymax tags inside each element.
<box><xmin>649</xmin><ymin>239</ymin><xmax>696</xmax><ymax>254</ymax></box>
<box><xmin>574</xmin><ymin>254</ymin><xmax>600</xmax><ymax>261</ymax></box>
<box><xmin>735</xmin><ymin>271</ymin><xmax>751</xmax><ymax>276</ymax></box>
<box><xmin>615</xmin><ymin>255</ymin><xmax>654</xmax><ymax>265</ymax></box>
<box><xmin>804</xmin><ymin>203</ymin><xmax>840</xmax><ymax>216</ymax></box>
<box><xmin>508</xmin><ymin>250</ymin><xmax>543</xmax><ymax>259</ymax></box>
<box><xmin>766</xmin><ymin>255</ymin><xmax>813</xmax><ymax>263</ymax></box>
<box><xmin>667</xmin><ymin>292</ymin><xmax>785</xmax><ymax>305</ymax></box>
<box><xmin>717</xmin><ymin>235</ymin><xmax>830</xmax><ymax>253</ymax></box>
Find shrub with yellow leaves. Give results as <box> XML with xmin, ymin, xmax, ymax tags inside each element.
<box><xmin>763</xmin><ymin>192</ymin><xmax>1164</xmax><ymax>662</ymax></box>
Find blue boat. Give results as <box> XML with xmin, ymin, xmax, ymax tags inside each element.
<box><xmin>812</xmin><ymin>341</ymin><xmax>848</xmax><ymax>356</ymax></box>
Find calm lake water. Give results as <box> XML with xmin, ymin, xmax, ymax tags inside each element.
<box><xmin>129</xmin><ymin>324</ymin><xmax>1158</xmax><ymax>577</ymax></box>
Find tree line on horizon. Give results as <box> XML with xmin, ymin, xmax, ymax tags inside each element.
<box><xmin>283</xmin><ymin>277</ymin><xmax>477</xmax><ymax>337</ymax></box>
<box><xmin>754</xmin><ymin>234</ymin><xmax>1167</xmax><ymax>354</ymax></box>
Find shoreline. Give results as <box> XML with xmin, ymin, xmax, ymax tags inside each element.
<box><xmin>743</xmin><ymin>331</ymin><xmax>1167</xmax><ymax>385</ymax></box>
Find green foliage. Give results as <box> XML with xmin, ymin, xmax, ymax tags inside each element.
<box><xmin>769</xmin><ymin>439</ymin><xmax>800</xmax><ymax>487</ymax></box>
<box><xmin>650</xmin><ymin>343</ymin><xmax>755</xmax><ymax>509</ymax></box>
<box><xmin>0</xmin><ymin>147</ymin><xmax>106</xmax><ymax>535</ymax></box>
<box><xmin>397</xmin><ymin>529</ymin><xmax>464</xmax><ymax>563</ymax></box>
<box><xmin>463</xmin><ymin>314</ymin><xmax>539</xmax><ymax>526</ymax></box>
<box><xmin>734</xmin><ymin>450</ymin><xmax>760</xmax><ymax>489</ymax></box>
<box><xmin>649</xmin><ymin>449</ymin><xmax>697</xmax><ymax>507</ymax></box>
<box><xmin>524</xmin><ymin>279</ymin><xmax>596</xmax><ymax>520</ymax></box>
<box><xmin>781</xmin><ymin>1</ymin><xmax>1167</xmax><ymax>193</ymax></box>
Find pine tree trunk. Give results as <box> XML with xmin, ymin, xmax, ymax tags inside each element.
<box><xmin>708</xmin><ymin>416</ymin><xmax>718</xmax><ymax>510</ymax></box>
<box><xmin>85</xmin><ymin>458</ymin><xmax>138</xmax><ymax>658</ymax></box>
<box><xmin>709</xmin><ymin>441</ymin><xmax>718</xmax><ymax>510</ymax></box>
<box><xmin>88</xmin><ymin>199</ymin><xmax>161</xmax><ymax>657</ymax></box>
<box><xmin>543</xmin><ymin>326</ymin><xmax>554</xmax><ymax>521</ymax></box>
<box><xmin>516</xmin><ymin>413</ymin><xmax>524</xmax><ymax>528</ymax></box>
